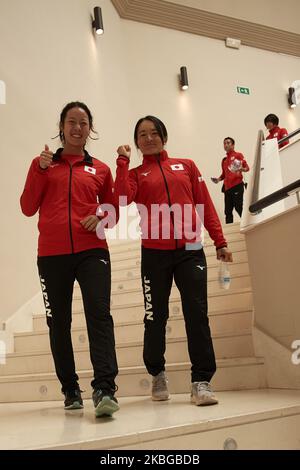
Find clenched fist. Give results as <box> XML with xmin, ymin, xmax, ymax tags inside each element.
<box><xmin>117</xmin><ymin>145</ymin><xmax>131</xmax><ymax>160</ymax></box>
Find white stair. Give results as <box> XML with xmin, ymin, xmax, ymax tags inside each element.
<box><xmin>0</xmin><ymin>223</ymin><xmax>266</xmax><ymax>404</ymax></box>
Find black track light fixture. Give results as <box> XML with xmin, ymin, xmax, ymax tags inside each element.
<box><xmin>92</xmin><ymin>7</ymin><xmax>104</xmax><ymax>35</ymax></box>
<box><xmin>180</xmin><ymin>66</ymin><xmax>189</xmax><ymax>90</ymax></box>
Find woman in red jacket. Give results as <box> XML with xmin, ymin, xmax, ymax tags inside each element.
<box><xmin>115</xmin><ymin>115</ymin><xmax>232</xmax><ymax>406</ymax></box>
<box><xmin>20</xmin><ymin>102</ymin><xmax>119</xmax><ymax>417</ymax></box>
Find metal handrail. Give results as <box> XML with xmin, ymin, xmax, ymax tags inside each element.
<box><xmin>278</xmin><ymin>127</ymin><xmax>300</xmax><ymax>145</ymax></box>
<box><xmin>249</xmin><ymin>179</ymin><xmax>300</xmax><ymax>213</ymax></box>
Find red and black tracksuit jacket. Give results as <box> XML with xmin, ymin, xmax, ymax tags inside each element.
<box><xmin>20</xmin><ymin>148</ymin><xmax>117</xmax><ymax>256</ymax></box>
<box><xmin>219</xmin><ymin>150</ymin><xmax>249</xmax><ymax>192</ymax></box>
<box><xmin>266</xmin><ymin>126</ymin><xmax>289</xmax><ymax>149</ymax></box>
<box><xmin>114</xmin><ymin>150</ymin><xmax>227</xmax><ymax>250</ymax></box>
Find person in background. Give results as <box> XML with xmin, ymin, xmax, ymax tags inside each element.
<box><xmin>264</xmin><ymin>113</ymin><xmax>289</xmax><ymax>149</ymax></box>
<box><xmin>211</xmin><ymin>137</ymin><xmax>249</xmax><ymax>224</ymax></box>
<box><xmin>114</xmin><ymin>115</ymin><xmax>232</xmax><ymax>406</ymax></box>
<box><xmin>20</xmin><ymin>101</ymin><xmax>119</xmax><ymax>417</ymax></box>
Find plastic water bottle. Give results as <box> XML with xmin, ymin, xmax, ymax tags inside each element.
<box><xmin>219</xmin><ymin>261</ymin><xmax>231</xmax><ymax>290</ymax></box>
<box><xmin>229</xmin><ymin>159</ymin><xmax>242</xmax><ymax>173</ymax></box>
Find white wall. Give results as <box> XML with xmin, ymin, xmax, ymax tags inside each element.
<box><xmin>0</xmin><ymin>0</ymin><xmax>300</xmax><ymax>323</ymax></box>
<box><xmin>0</xmin><ymin>0</ymin><xmax>132</xmax><ymax>323</ymax></box>
<box><xmin>122</xmin><ymin>19</ymin><xmax>300</xmax><ymax>207</ymax></box>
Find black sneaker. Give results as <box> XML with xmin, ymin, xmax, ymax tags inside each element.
<box><xmin>64</xmin><ymin>389</ymin><xmax>84</xmax><ymax>410</ymax></box>
<box><xmin>92</xmin><ymin>389</ymin><xmax>120</xmax><ymax>417</ymax></box>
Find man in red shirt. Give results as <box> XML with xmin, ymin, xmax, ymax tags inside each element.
<box><xmin>264</xmin><ymin>113</ymin><xmax>289</xmax><ymax>149</ymax></box>
<box><xmin>212</xmin><ymin>137</ymin><xmax>249</xmax><ymax>224</ymax></box>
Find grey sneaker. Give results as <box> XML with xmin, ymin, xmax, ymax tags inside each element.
<box><xmin>152</xmin><ymin>371</ymin><xmax>170</xmax><ymax>401</ymax></box>
<box><xmin>92</xmin><ymin>389</ymin><xmax>120</xmax><ymax>417</ymax></box>
<box><xmin>191</xmin><ymin>381</ymin><xmax>218</xmax><ymax>406</ymax></box>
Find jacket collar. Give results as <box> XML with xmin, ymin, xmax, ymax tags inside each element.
<box><xmin>143</xmin><ymin>149</ymin><xmax>168</xmax><ymax>163</ymax></box>
<box><xmin>53</xmin><ymin>148</ymin><xmax>93</xmax><ymax>165</ymax></box>
<box><xmin>269</xmin><ymin>126</ymin><xmax>280</xmax><ymax>136</ymax></box>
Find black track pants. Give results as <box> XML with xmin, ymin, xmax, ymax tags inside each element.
<box><xmin>37</xmin><ymin>248</ymin><xmax>118</xmax><ymax>393</ymax></box>
<box><xmin>224</xmin><ymin>182</ymin><xmax>244</xmax><ymax>224</ymax></box>
<box><xmin>141</xmin><ymin>247</ymin><xmax>216</xmax><ymax>383</ymax></box>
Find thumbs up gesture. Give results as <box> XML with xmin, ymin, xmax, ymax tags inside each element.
<box><xmin>39</xmin><ymin>144</ymin><xmax>53</xmax><ymax>169</ymax></box>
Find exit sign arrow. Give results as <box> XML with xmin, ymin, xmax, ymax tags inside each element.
<box><xmin>237</xmin><ymin>86</ymin><xmax>250</xmax><ymax>95</ymax></box>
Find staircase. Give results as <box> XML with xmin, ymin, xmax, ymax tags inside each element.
<box><xmin>0</xmin><ymin>223</ymin><xmax>267</xmax><ymax>403</ymax></box>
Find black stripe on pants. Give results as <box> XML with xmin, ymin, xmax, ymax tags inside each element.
<box><xmin>141</xmin><ymin>247</ymin><xmax>216</xmax><ymax>383</ymax></box>
<box><xmin>37</xmin><ymin>248</ymin><xmax>118</xmax><ymax>393</ymax></box>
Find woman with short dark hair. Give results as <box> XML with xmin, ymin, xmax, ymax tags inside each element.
<box><xmin>264</xmin><ymin>114</ymin><xmax>289</xmax><ymax>148</ymax></box>
<box><xmin>115</xmin><ymin>115</ymin><xmax>232</xmax><ymax>406</ymax></box>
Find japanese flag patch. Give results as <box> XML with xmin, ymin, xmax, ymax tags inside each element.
<box><xmin>171</xmin><ymin>164</ymin><xmax>184</xmax><ymax>171</ymax></box>
<box><xmin>84</xmin><ymin>165</ymin><xmax>96</xmax><ymax>175</ymax></box>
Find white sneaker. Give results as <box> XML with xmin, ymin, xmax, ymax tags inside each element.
<box><xmin>191</xmin><ymin>381</ymin><xmax>218</xmax><ymax>406</ymax></box>
<box><xmin>152</xmin><ymin>371</ymin><xmax>170</xmax><ymax>401</ymax></box>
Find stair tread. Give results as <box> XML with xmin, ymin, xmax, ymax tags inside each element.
<box><xmin>2</xmin><ymin>389</ymin><xmax>300</xmax><ymax>450</ymax></box>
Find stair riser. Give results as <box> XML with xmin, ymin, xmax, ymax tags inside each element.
<box><xmin>2</xmin><ymin>334</ymin><xmax>254</xmax><ymax>376</ymax></box>
<box><xmin>0</xmin><ymin>362</ymin><xmax>265</xmax><ymax>403</ymax></box>
<box><xmin>15</xmin><ymin>311</ymin><xmax>252</xmax><ymax>353</ymax></box>
<box><xmin>33</xmin><ymin>291</ymin><xmax>253</xmax><ymax>331</ymax></box>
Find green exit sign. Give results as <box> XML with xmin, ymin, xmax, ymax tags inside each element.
<box><xmin>237</xmin><ymin>86</ymin><xmax>250</xmax><ymax>95</ymax></box>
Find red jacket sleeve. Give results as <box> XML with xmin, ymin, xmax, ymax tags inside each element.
<box><xmin>97</xmin><ymin>167</ymin><xmax>119</xmax><ymax>228</ymax></box>
<box><xmin>20</xmin><ymin>157</ymin><xmax>49</xmax><ymax>217</ymax></box>
<box><xmin>114</xmin><ymin>156</ymin><xmax>138</xmax><ymax>206</ymax></box>
<box><xmin>190</xmin><ymin>160</ymin><xmax>227</xmax><ymax>249</ymax></box>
